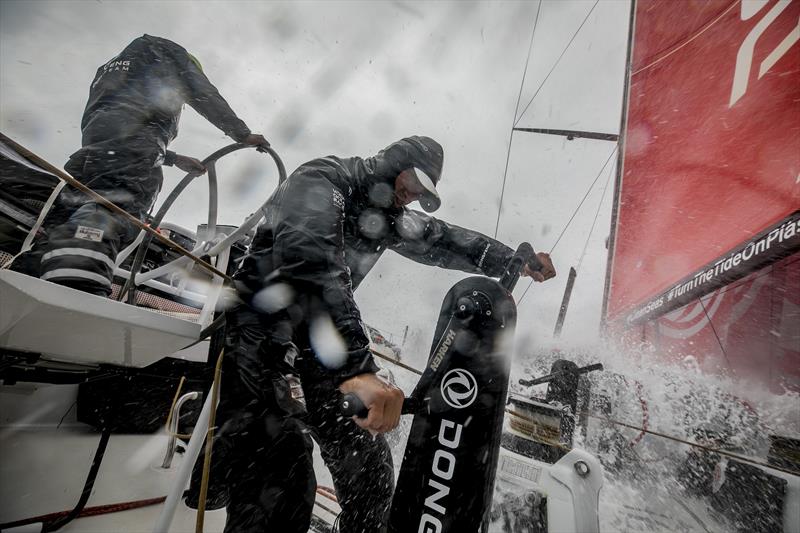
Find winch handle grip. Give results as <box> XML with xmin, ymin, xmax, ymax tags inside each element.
<box><xmin>340</xmin><ymin>393</ymin><xmax>422</xmax><ymax>419</ymax></box>
<box><xmin>518</xmin><ymin>362</ymin><xmax>604</xmax><ymax>387</ymax></box>
<box><xmin>341</xmin><ymin>393</ymin><xmax>369</xmax><ymax>418</ymax></box>
<box><xmin>500</xmin><ymin>242</ymin><xmax>540</xmax><ymax>292</ymax></box>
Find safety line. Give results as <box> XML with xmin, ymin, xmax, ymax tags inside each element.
<box><xmin>504</xmin><ymin>393</ymin><xmax>797</xmax><ymax>477</ymax></box>
<box><xmin>0</xmin><ymin>133</ymin><xmax>231</xmax><ymax>282</ymax></box>
<box><xmin>586</xmin><ymin>412</ymin><xmax>797</xmax><ymax>477</ymax></box>
<box><xmin>0</xmin><ymin>497</ymin><xmax>167</xmax><ymax>530</ymax></box>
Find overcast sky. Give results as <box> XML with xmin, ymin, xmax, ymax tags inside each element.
<box><xmin>0</xmin><ymin>0</ymin><xmax>631</xmax><ymax>371</ymax></box>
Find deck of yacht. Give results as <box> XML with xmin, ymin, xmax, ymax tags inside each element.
<box><xmin>0</xmin><ymin>380</ymin><xmax>339</xmax><ymax>532</ymax></box>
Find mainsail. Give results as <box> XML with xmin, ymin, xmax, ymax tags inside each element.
<box><xmin>604</xmin><ymin>0</ymin><xmax>800</xmax><ymax>391</ymax></box>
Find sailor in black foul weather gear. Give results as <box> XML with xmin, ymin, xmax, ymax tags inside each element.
<box><xmin>214</xmin><ymin>136</ymin><xmax>556</xmax><ymax>533</ymax></box>
<box><xmin>29</xmin><ymin>34</ymin><xmax>268</xmax><ymax>295</ymax></box>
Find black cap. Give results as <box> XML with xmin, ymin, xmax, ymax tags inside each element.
<box><xmin>383</xmin><ymin>136</ymin><xmax>444</xmax><ymax>212</ymax></box>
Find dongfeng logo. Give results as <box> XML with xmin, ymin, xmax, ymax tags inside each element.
<box><xmin>440</xmin><ymin>368</ymin><xmax>478</xmax><ymax>409</ymax></box>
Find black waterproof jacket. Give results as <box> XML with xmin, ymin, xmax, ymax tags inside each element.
<box><xmin>235</xmin><ymin>144</ymin><xmax>516</xmax><ymax>384</ymax></box>
<box><xmin>76</xmin><ymin>34</ymin><xmax>251</xmax><ymax>166</ymax></box>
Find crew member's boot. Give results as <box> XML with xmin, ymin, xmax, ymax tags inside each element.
<box><xmin>39</xmin><ymin>203</ymin><xmax>123</xmax><ymax>297</ymax></box>
<box><xmin>7</xmin><ymin>248</ymin><xmax>43</xmax><ymax>278</ymax></box>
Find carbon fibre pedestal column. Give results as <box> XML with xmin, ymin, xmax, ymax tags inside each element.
<box><xmin>388</xmin><ymin>276</ymin><xmax>517</xmax><ymax>533</ymax></box>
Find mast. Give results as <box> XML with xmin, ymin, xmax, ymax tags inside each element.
<box><xmin>553</xmin><ymin>266</ymin><xmax>578</xmax><ymax>337</ymax></box>
<box><xmin>600</xmin><ymin>0</ymin><xmax>637</xmax><ymax>330</ymax></box>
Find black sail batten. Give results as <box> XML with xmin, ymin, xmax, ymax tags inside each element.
<box><xmin>512</xmin><ymin>127</ymin><xmax>618</xmax><ymax>142</ymax></box>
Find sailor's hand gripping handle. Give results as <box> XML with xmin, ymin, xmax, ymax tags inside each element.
<box><xmin>340</xmin><ymin>393</ymin><xmax>424</xmax><ymax>419</ymax></box>
<box><xmin>500</xmin><ymin>242</ymin><xmax>537</xmax><ymax>292</ymax></box>
<box><xmin>341</xmin><ymin>393</ymin><xmax>370</xmax><ymax>418</ymax></box>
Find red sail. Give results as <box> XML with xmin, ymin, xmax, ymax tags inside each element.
<box><xmin>607</xmin><ymin>0</ymin><xmax>800</xmax><ymax>390</ymax></box>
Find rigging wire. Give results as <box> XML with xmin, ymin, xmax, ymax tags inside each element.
<box><xmin>57</xmin><ymin>401</ymin><xmax>77</xmax><ymax>429</ymax></box>
<box><xmin>516</xmin><ymin>273</ymin><xmax>536</xmax><ymax>305</ymax></box>
<box><xmin>549</xmin><ymin>146</ymin><xmax>618</xmax><ymax>255</ymax></box>
<box><xmin>518</xmin><ymin>145</ymin><xmax>617</xmax><ymax>305</ymax></box>
<box><xmin>513</xmin><ymin>1</ymin><xmax>543</xmax><ymax>125</ymax></box>
<box><xmin>514</xmin><ymin>0</ymin><xmax>600</xmax><ymax>128</ymax></box>
<box><xmin>494</xmin><ymin>0</ymin><xmax>543</xmax><ymax>239</ymax></box>
<box><xmin>493</xmin><ymin>0</ymin><xmax>604</xmax><ymax>287</ymax></box>
<box><xmin>698</xmin><ymin>296</ymin><xmax>735</xmax><ymax>376</ymax></box>
<box><xmin>576</xmin><ymin>157</ymin><xmax>616</xmax><ymax>273</ymax></box>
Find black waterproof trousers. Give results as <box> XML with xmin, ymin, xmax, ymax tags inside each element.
<box><xmin>213</xmin><ymin>306</ymin><xmax>395</xmax><ymax>533</ymax></box>
<box><xmin>28</xmin><ymin>140</ymin><xmax>163</xmax><ymax>295</ymax></box>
